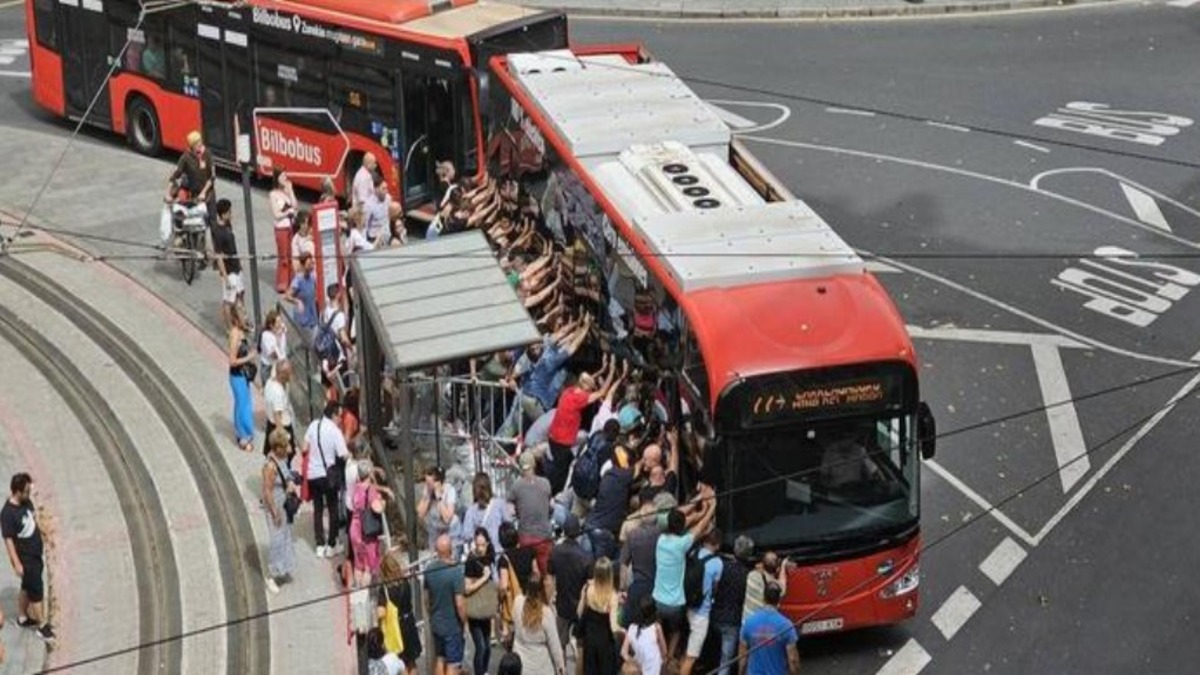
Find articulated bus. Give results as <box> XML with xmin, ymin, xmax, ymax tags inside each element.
<box><xmin>483</xmin><ymin>46</ymin><xmax>937</xmax><ymax>633</ymax></box>
<box><xmin>24</xmin><ymin>0</ymin><xmax>566</xmax><ymax>206</ymax></box>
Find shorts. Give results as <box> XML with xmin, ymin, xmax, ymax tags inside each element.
<box><xmin>433</xmin><ymin>630</ymin><xmax>465</xmax><ymax>666</ymax></box>
<box><xmin>685</xmin><ymin>610</ymin><xmax>710</xmax><ymax>657</ymax></box>
<box><xmin>20</xmin><ymin>558</ymin><xmax>44</xmax><ymax>603</ymax></box>
<box><xmin>222</xmin><ymin>272</ymin><xmax>245</xmax><ymax>304</ymax></box>
<box><xmin>656</xmin><ymin>602</ymin><xmax>686</xmax><ymax>635</ymax></box>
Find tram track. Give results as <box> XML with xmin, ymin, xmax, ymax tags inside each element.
<box><xmin>0</xmin><ymin>304</ymin><xmax>182</xmax><ymax>675</ymax></box>
<box><xmin>0</xmin><ymin>257</ymin><xmax>270</xmax><ymax>675</ymax></box>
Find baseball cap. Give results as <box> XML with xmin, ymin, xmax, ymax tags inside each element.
<box><xmin>617</xmin><ymin>404</ymin><xmax>644</xmax><ymax>433</ymax></box>
<box><xmin>518</xmin><ymin>451</ymin><xmax>537</xmax><ymax>473</ymax></box>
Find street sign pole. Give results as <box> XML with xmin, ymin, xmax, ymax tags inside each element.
<box><xmin>236</xmin><ymin>133</ymin><xmax>263</xmax><ymax>330</ymax></box>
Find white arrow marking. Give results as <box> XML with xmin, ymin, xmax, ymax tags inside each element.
<box><xmin>1119</xmin><ymin>182</ymin><xmax>1172</xmax><ymax>232</ymax></box>
<box><xmin>1031</xmin><ymin>343</ymin><xmax>1090</xmax><ymax>493</ymax></box>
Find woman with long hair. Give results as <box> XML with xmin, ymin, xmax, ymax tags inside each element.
<box><xmin>577</xmin><ymin>556</ymin><xmax>622</xmax><ymax>675</ymax></box>
<box><xmin>621</xmin><ymin>596</ymin><xmax>666</xmax><ymax>675</ymax></box>
<box><xmin>460</xmin><ymin>472</ymin><xmax>505</xmax><ymax>553</ymax></box>
<box><xmin>349</xmin><ymin>460</ymin><xmax>385</xmax><ymax>586</ymax></box>
<box><xmin>464</xmin><ymin>527</ymin><xmax>498</xmax><ymax>675</ymax></box>
<box><xmin>269</xmin><ymin>168</ymin><xmax>297</xmax><ymax>293</ymax></box>
<box><xmin>261</xmin><ymin>429</ymin><xmax>297</xmax><ymax>593</ymax></box>
<box><xmin>377</xmin><ymin>552</ymin><xmax>422</xmax><ymax>670</ymax></box>
<box><xmin>290</xmin><ymin>208</ymin><xmax>314</xmax><ymax>277</ymax></box>
<box><xmin>512</xmin><ymin>574</ymin><xmax>565</xmax><ymax>675</ymax></box>
<box><xmin>258</xmin><ymin>307</ymin><xmax>288</xmax><ymax>387</ymax></box>
<box><xmin>227</xmin><ymin>304</ymin><xmax>257</xmax><ymax>452</ymax></box>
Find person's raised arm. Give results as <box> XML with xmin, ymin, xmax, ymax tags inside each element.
<box><xmin>523</xmin><ymin>278</ymin><xmax>558</xmax><ymax>309</ymax></box>
<box><xmin>563</xmin><ymin>313</ymin><xmax>593</xmax><ymax>356</ymax></box>
<box><xmin>787</xmin><ymin>642</ymin><xmax>801</xmax><ymax>674</ymax></box>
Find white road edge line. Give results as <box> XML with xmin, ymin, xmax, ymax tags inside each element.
<box><xmin>706</xmin><ymin>99</ymin><xmax>793</xmax><ymax>134</ymax></box>
<box><xmin>875</xmin><ymin>639</ymin><xmax>932</xmax><ymax>675</ymax></box>
<box><xmin>866</xmin><ymin>260</ymin><xmax>902</xmax><ymax>273</ymax></box>
<box><xmin>979</xmin><ymin>536</ymin><xmax>1028</xmax><ymax>587</ymax></box>
<box><xmin>930</xmin><ymin>586</ymin><xmax>982</xmax><ymax>641</ymax></box>
<box><xmin>906</xmin><ymin>325</ymin><xmax>1088</xmax><ymax>350</ymax></box>
<box><xmin>1014</xmin><ymin>139</ymin><xmax>1050</xmax><ymax>153</ymax></box>
<box><xmin>1119</xmin><ymin>182</ymin><xmax>1172</xmax><ymax>232</ymax></box>
<box><xmin>1031</xmin><ymin>370</ymin><xmax>1200</xmax><ymax>544</ymax></box>
<box><xmin>926</xmin><ymin>460</ymin><xmax>1038</xmax><ymax>546</ymax></box>
<box><xmin>0</xmin><ymin>71</ymin><xmax>31</xmax><ymax>79</ymax></box>
<box><xmin>1031</xmin><ymin>343</ymin><xmax>1091</xmax><ymax>493</ymax></box>
<box><xmin>826</xmin><ymin>107</ymin><xmax>876</xmax><ymax>117</ymax></box>
<box><xmin>925</xmin><ymin>120</ymin><xmax>971</xmax><ymax>133</ymax></box>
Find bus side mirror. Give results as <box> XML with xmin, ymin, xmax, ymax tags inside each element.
<box><xmin>917</xmin><ymin>401</ymin><xmax>936</xmax><ymax>460</ymax></box>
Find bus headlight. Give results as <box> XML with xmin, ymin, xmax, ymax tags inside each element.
<box><xmin>880</xmin><ymin>565</ymin><xmax>919</xmax><ymax>599</ymax></box>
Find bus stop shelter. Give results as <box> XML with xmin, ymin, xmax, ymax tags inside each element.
<box><xmin>351</xmin><ymin>230</ymin><xmax>541</xmax><ymax>553</ymax></box>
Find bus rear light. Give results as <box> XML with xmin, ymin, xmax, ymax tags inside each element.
<box><xmin>880</xmin><ymin>565</ymin><xmax>919</xmax><ymax>599</ymax></box>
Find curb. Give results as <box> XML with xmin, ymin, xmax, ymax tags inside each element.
<box><xmin>522</xmin><ymin>0</ymin><xmax>1120</xmax><ymax>19</ymax></box>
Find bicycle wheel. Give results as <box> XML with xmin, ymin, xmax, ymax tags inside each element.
<box><xmin>181</xmin><ymin>231</ymin><xmax>198</xmax><ymax>285</ymax></box>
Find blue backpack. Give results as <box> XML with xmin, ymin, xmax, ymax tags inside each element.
<box><xmin>313</xmin><ymin>310</ymin><xmax>342</xmax><ymax>364</ymax></box>
<box><xmin>571</xmin><ymin>431</ymin><xmax>611</xmax><ymax>500</ymax></box>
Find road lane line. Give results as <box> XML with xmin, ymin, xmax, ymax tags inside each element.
<box><xmin>925</xmin><ymin>120</ymin><xmax>971</xmax><ymax>133</ymax></box>
<box><xmin>0</xmin><ymin>71</ymin><xmax>31</xmax><ymax>79</ymax></box>
<box><xmin>826</xmin><ymin>107</ymin><xmax>876</xmax><ymax>117</ymax></box>
<box><xmin>1119</xmin><ymin>182</ymin><xmax>1172</xmax><ymax>232</ymax></box>
<box><xmin>0</xmin><ymin>0</ymin><xmax>25</xmax><ymax>8</ymax></box>
<box><xmin>707</xmin><ymin>99</ymin><xmax>792</xmax><ymax>134</ymax></box>
<box><xmin>1031</xmin><ymin>343</ymin><xmax>1091</xmax><ymax>492</ymax></box>
<box><xmin>1014</xmin><ymin>140</ymin><xmax>1050</xmax><ymax>153</ymax></box>
<box><xmin>979</xmin><ymin>536</ymin><xmax>1028</xmax><ymax>586</ymax></box>
<box><xmin>1168</xmin><ymin>0</ymin><xmax>1200</xmax><ymax>7</ymax></box>
<box><xmin>875</xmin><ymin>639</ymin><xmax>932</xmax><ymax>675</ymax></box>
<box><xmin>931</xmin><ymin>586</ymin><xmax>982</xmax><ymax>640</ymax></box>
<box><xmin>907</xmin><ymin>325</ymin><xmax>1088</xmax><ymax>349</ymax></box>
<box><xmin>866</xmin><ymin>260</ymin><xmax>902</xmax><ymax>273</ymax></box>
<box><xmin>1032</xmin><ymin>370</ymin><xmax>1200</xmax><ymax>544</ymax></box>
<box><xmin>926</xmin><ymin>460</ymin><xmax>1038</xmax><ymax>546</ymax></box>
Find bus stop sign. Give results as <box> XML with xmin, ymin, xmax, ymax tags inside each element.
<box><xmin>251</xmin><ymin>107</ymin><xmax>350</xmax><ymax>179</ymax></box>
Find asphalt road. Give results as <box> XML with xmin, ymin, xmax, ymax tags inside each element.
<box><xmin>3</xmin><ymin>2</ymin><xmax>1200</xmax><ymax>674</ymax></box>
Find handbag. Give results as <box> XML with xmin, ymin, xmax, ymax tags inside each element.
<box><xmin>274</xmin><ymin>459</ymin><xmax>301</xmax><ymax>523</ymax></box>
<box><xmin>380</xmin><ymin>585</ymin><xmax>404</xmax><ymax>655</ymax></box>
<box><xmin>315</xmin><ymin>419</ymin><xmax>345</xmax><ymax>494</ymax></box>
<box><xmin>465</xmin><ymin>564</ymin><xmax>499</xmax><ymax>620</ymax></box>
<box><xmin>361</xmin><ymin>487</ymin><xmax>384</xmax><ymax>541</ymax></box>
<box><xmin>498</xmin><ymin>554</ymin><xmax>519</xmax><ymax>627</ymax></box>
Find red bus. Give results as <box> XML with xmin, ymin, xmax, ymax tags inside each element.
<box><xmin>483</xmin><ymin>46</ymin><xmax>936</xmax><ymax>634</ymax></box>
<box><xmin>23</xmin><ymin>0</ymin><xmax>566</xmax><ymax>205</ymax></box>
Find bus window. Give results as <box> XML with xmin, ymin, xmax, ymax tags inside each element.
<box><xmin>401</xmin><ymin>71</ymin><xmax>461</xmax><ymax>202</ymax></box>
<box><xmin>115</xmin><ymin>24</ymin><xmax>165</xmax><ymax>81</ymax></box>
<box><xmin>167</xmin><ymin>22</ymin><xmax>196</xmax><ymax>94</ymax></box>
<box><xmin>255</xmin><ymin>43</ymin><xmax>328</xmax><ymax>109</ymax></box>
<box><xmin>329</xmin><ymin>65</ymin><xmax>398</xmax><ymax>142</ymax></box>
<box><xmin>32</xmin><ymin>0</ymin><xmax>56</xmax><ymax>50</ymax></box>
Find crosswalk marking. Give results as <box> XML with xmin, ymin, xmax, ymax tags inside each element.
<box><xmin>875</xmin><ymin>639</ymin><xmax>932</xmax><ymax>675</ymax></box>
<box><xmin>930</xmin><ymin>586</ymin><xmax>982</xmax><ymax>641</ymax></box>
<box><xmin>979</xmin><ymin>537</ymin><xmax>1028</xmax><ymax>587</ymax></box>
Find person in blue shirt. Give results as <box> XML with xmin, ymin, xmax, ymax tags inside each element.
<box><xmin>682</xmin><ymin>528</ymin><xmax>724</xmax><ymax>675</ymax></box>
<box><xmin>283</xmin><ymin>253</ymin><xmax>318</xmax><ymax>334</ymax></box>
<box><xmin>739</xmin><ymin>582</ymin><xmax>800</xmax><ymax>675</ymax></box>
<box><xmin>499</xmin><ymin>315</ymin><xmax>591</xmax><ymax>439</ymax></box>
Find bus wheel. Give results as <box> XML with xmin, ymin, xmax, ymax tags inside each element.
<box><xmin>127</xmin><ymin>96</ymin><xmax>162</xmax><ymax>156</ymax></box>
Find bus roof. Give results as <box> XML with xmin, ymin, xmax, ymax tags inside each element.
<box><xmin>271</xmin><ymin>0</ymin><xmax>548</xmax><ymax>42</ymax></box>
<box><xmin>499</xmin><ymin>48</ymin><xmax>915</xmax><ymax>400</ymax></box>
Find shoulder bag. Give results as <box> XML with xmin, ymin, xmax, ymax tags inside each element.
<box><xmin>361</xmin><ymin>485</ymin><xmax>384</xmax><ymax>541</ymax></box>
<box><xmin>380</xmin><ymin>585</ymin><xmax>405</xmax><ymax>655</ymax></box>
<box><xmin>465</xmin><ymin>559</ymin><xmax>500</xmax><ymax>620</ymax></box>
<box><xmin>274</xmin><ymin>459</ymin><xmax>301</xmax><ymax>523</ymax></box>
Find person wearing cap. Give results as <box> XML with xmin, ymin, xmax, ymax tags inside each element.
<box><xmin>165</xmin><ymin>130</ymin><xmax>217</xmax><ymax>230</ymax></box>
<box><xmin>546</xmin><ymin>513</ymin><xmax>593</xmax><ymax>656</ymax></box>
<box><xmin>509</xmin><ymin>451</ymin><xmax>554</xmax><ymax>574</ymax></box>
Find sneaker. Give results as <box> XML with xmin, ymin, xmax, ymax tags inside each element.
<box><xmin>16</xmin><ymin>616</ymin><xmax>35</xmax><ymax>628</ymax></box>
<box><xmin>36</xmin><ymin>624</ymin><xmax>56</xmax><ymax>643</ymax></box>
<box><xmin>265</xmin><ymin>576</ymin><xmax>281</xmax><ymax>594</ymax></box>
<box><xmin>315</xmin><ymin>545</ymin><xmax>328</xmax><ymax>558</ymax></box>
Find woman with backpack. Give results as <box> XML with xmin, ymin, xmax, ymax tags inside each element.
<box><xmin>464</xmin><ymin>527</ymin><xmax>499</xmax><ymax>675</ymax></box>
<box><xmin>577</xmin><ymin>556</ymin><xmax>622</xmax><ymax>675</ymax></box>
<box><xmin>349</xmin><ymin>461</ymin><xmax>386</xmax><ymax>587</ymax></box>
<box><xmin>621</xmin><ymin>596</ymin><xmax>666</xmax><ymax>675</ymax></box>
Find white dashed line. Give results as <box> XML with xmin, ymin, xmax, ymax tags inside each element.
<box><xmin>979</xmin><ymin>536</ymin><xmax>1028</xmax><ymax>587</ymax></box>
<box><xmin>826</xmin><ymin>106</ymin><xmax>875</xmax><ymax>117</ymax></box>
<box><xmin>875</xmin><ymin>638</ymin><xmax>932</xmax><ymax>675</ymax></box>
<box><xmin>0</xmin><ymin>71</ymin><xmax>30</xmax><ymax>79</ymax></box>
<box><xmin>1014</xmin><ymin>139</ymin><xmax>1050</xmax><ymax>153</ymax></box>
<box><xmin>925</xmin><ymin>120</ymin><xmax>971</xmax><ymax>133</ymax></box>
<box><xmin>931</xmin><ymin>586</ymin><xmax>982</xmax><ymax>641</ymax></box>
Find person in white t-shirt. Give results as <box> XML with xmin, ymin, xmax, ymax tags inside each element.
<box><xmin>352</xmin><ymin>153</ymin><xmax>378</xmax><ymax>211</ymax></box>
<box><xmin>263</xmin><ymin>359</ymin><xmax>296</xmax><ymax>460</ymax></box>
<box><xmin>258</xmin><ymin>308</ymin><xmax>288</xmax><ymax>387</ymax></box>
<box><xmin>303</xmin><ymin>401</ymin><xmax>350</xmax><ymax>558</ymax></box>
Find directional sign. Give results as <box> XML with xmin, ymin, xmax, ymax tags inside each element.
<box><xmin>251</xmin><ymin>107</ymin><xmax>349</xmax><ymax>179</ymax></box>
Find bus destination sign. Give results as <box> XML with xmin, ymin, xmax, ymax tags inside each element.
<box><xmin>252</xmin><ymin>8</ymin><xmax>383</xmax><ymax>56</ymax></box>
<box><xmin>743</xmin><ymin>374</ymin><xmax>899</xmax><ymax>427</ymax></box>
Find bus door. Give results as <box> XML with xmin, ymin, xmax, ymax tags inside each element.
<box><xmin>58</xmin><ymin>0</ymin><xmax>112</xmax><ymax>126</ymax></box>
<box><xmin>195</xmin><ymin>6</ymin><xmax>252</xmax><ymax>162</ymax></box>
<box><xmin>399</xmin><ymin>65</ymin><xmax>474</xmax><ymax>207</ymax></box>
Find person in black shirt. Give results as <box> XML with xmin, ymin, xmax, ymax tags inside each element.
<box><xmin>1</xmin><ymin>473</ymin><xmax>54</xmax><ymax>643</ymax></box>
<box><xmin>211</xmin><ymin>199</ymin><xmax>245</xmax><ymax>331</ymax></box>
<box><xmin>584</xmin><ymin>446</ymin><xmax>634</xmax><ymax>562</ymax></box>
<box><xmin>709</xmin><ymin>535</ymin><xmax>754</xmax><ymax>675</ymax></box>
<box><xmin>546</xmin><ymin>514</ymin><xmax>593</xmax><ymax>654</ymax></box>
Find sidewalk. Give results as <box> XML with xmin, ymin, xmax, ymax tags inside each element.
<box><xmin>517</xmin><ymin>0</ymin><xmax>1116</xmax><ymax>18</ymax></box>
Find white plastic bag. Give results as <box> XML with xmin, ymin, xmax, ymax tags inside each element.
<box><xmin>159</xmin><ymin>205</ymin><xmax>173</xmax><ymax>244</ymax></box>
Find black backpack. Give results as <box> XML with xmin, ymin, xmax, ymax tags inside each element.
<box><xmin>684</xmin><ymin>545</ymin><xmax>717</xmax><ymax>609</ymax></box>
<box><xmin>570</xmin><ymin>431</ymin><xmax>609</xmax><ymax>500</ymax></box>
<box><xmin>313</xmin><ymin>310</ymin><xmax>342</xmax><ymax>364</ymax></box>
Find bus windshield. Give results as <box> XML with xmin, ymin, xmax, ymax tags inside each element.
<box><xmin>724</xmin><ymin>413</ymin><xmax>919</xmax><ymax>552</ymax></box>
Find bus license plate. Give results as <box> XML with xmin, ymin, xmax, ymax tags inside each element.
<box><xmin>800</xmin><ymin>618</ymin><xmax>844</xmax><ymax>635</ymax></box>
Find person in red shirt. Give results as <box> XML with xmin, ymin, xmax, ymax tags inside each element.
<box><xmin>545</xmin><ymin>357</ymin><xmax>614</xmax><ymax>495</ymax></box>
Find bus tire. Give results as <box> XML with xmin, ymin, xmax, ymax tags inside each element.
<box><xmin>127</xmin><ymin>96</ymin><xmax>162</xmax><ymax>156</ymax></box>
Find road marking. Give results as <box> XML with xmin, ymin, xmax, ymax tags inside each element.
<box><xmin>1032</xmin><ymin>370</ymin><xmax>1200</xmax><ymax>543</ymax></box>
<box><xmin>826</xmin><ymin>107</ymin><xmax>876</xmax><ymax>117</ymax></box>
<box><xmin>865</xmin><ymin>260</ymin><xmax>902</xmax><ymax>273</ymax></box>
<box><xmin>1014</xmin><ymin>140</ymin><xmax>1050</xmax><ymax>153</ymax></box>
<box><xmin>925</xmin><ymin>120</ymin><xmax>971</xmax><ymax>133</ymax></box>
<box><xmin>930</xmin><ymin>586</ymin><xmax>982</xmax><ymax>640</ymax></box>
<box><xmin>1168</xmin><ymin>0</ymin><xmax>1200</xmax><ymax>7</ymax></box>
<box><xmin>1033</xmin><ymin>102</ymin><xmax>1192</xmax><ymax>147</ymax></box>
<box><xmin>1032</xmin><ymin>167</ymin><xmax>1200</xmax><ymax>241</ymax></box>
<box><xmin>707</xmin><ymin>102</ymin><xmax>756</xmax><ymax>130</ymax></box>
<box><xmin>979</xmin><ymin>536</ymin><xmax>1027</xmax><ymax>586</ymax></box>
<box><xmin>742</xmin><ymin>135</ymin><xmax>1200</xmax><ymax>369</ymax></box>
<box><xmin>0</xmin><ymin>0</ymin><xmax>25</xmax><ymax>7</ymax></box>
<box><xmin>0</xmin><ymin>71</ymin><xmax>30</xmax><ymax>79</ymax></box>
<box><xmin>706</xmin><ymin>99</ymin><xmax>792</xmax><ymax>134</ymax></box>
<box><xmin>1031</xmin><ymin>343</ymin><xmax>1091</xmax><ymax>492</ymax></box>
<box><xmin>926</xmin><ymin>460</ymin><xmax>1038</xmax><ymax>546</ymax></box>
<box><xmin>907</xmin><ymin>325</ymin><xmax>1088</xmax><ymax>349</ymax></box>
<box><xmin>1119</xmin><ymin>183</ymin><xmax>1171</xmax><ymax>232</ymax></box>
<box><xmin>0</xmin><ymin>57</ymin><xmax>13</xmax><ymax>65</ymax></box>
<box><xmin>875</xmin><ymin>639</ymin><xmax>932</xmax><ymax>675</ymax></box>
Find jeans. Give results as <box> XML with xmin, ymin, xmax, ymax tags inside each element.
<box><xmin>468</xmin><ymin>618</ymin><xmax>490</xmax><ymax>675</ymax></box>
<box><xmin>584</xmin><ymin>528</ymin><xmax>618</xmax><ymax>562</ymax></box>
<box><xmin>229</xmin><ymin>373</ymin><xmax>254</xmax><ymax>445</ymax></box>
<box><xmin>498</xmin><ymin>393</ymin><xmax>545</xmax><ymax>439</ymax></box>
<box><xmin>715</xmin><ymin>622</ymin><xmax>740</xmax><ymax>675</ymax></box>
<box><xmin>310</xmin><ymin>476</ymin><xmax>339</xmax><ymax>548</ymax></box>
